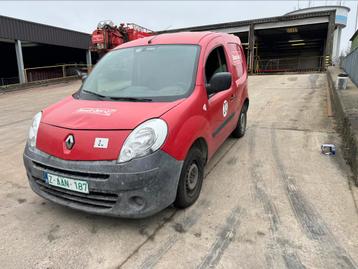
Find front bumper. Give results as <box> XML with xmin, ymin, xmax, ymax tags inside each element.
<box><xmin>23</xmin><ymin>146</ymin><xmax>183</xmax><ymax>218</ymax></box>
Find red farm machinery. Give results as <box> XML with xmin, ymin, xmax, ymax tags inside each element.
<box><xmin>90</xmin><ymin>20</ymin><xmax>153</xmax><ymax>58</ymax></box>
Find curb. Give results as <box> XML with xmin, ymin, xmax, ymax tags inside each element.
<box><xmin>327</xmin><ymin>67</ymin><xmax>358</xmax><ymax>186</ymax></box>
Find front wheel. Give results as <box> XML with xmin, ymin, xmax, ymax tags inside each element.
<box><xmin>174</xmin><ymin>147</ymin><xmax>204</xmax><ymax>209</ymax></box>
<box><xmin>232</xmin><ymin>106</ymin><xmax>247</xmax><ymax>138</ymax></box>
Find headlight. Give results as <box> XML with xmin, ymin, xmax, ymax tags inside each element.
<box><xmin>28</xmin><ymin>112</ymin><xmax>42</xmax><ymax>148</ymax></box>
<box><xmin>118</xmin><ymin>119</ymin><xmax>168</xmax><ymax>163</ymax></box>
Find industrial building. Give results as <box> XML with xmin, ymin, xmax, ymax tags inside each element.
<box><xmin>0</xmin><ymin>5</ymin><xmax>350</xmax><ymax>86</ymax></box>
<box><xmin>0</xmin><ymin>15</ymin><xmax>92</xmax><ymax>86</ymax></box>
<box><xmin>161</xmin><ymin>5</ymin><xmax>350</xmax><ymax>74</ymax></box>
<box><xmin>351</xmin><ymin>29</ymin><xmax>358</xmax><ymax>51</ymax></box>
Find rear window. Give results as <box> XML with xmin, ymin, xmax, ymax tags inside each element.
<box><xmin>228</xmin><ymin>43</ymin><xmax>244</xmax><ymax>77</ymax></box>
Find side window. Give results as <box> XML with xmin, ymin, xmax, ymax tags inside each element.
<box><xmin>205</xmin><ymin>46</ymin><xmax>228</xmax><ymax>84</ymax></box>
<box><xmin>239</xmin><ymin>45</ymin><xmax>247</xmax><ymax>74</ymax></box>
<box><xmin>228</xmin><ymin>43</ymin><xmax>243</xmax><ymax>77</ymax></box>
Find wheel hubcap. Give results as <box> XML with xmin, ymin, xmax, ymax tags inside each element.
<box><xmin>186</xmin><ymin>163</ymin><xmax>199</xmax><ymax>191</ymax></box>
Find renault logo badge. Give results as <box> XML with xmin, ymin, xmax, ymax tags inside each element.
<box><xmin>65</xmin><ymin>134</ymin><xmax>75</xmax><ymax>150</ymax></box>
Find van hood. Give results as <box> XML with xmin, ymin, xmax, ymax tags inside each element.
<box><xmin>41</xmin><ymin>96</ymin><xmax>183</xmax><ymax>130</ymax></box>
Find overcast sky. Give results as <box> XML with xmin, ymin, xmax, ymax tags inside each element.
<box><xmin>1</xmin><ymin>1</ymin><xmax>357</xmax><ymax>53</ymax></box>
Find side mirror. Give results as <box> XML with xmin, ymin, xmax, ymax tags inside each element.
<box><xmin>81</xmin><ymin>74</ymin><xmax>88</xmax><ymax>82</ymax></box>
<box><xmin>75</xmin><ymin>69</ymin><xmax>88</xmax><ymax>82</ymax></box>
<box><xmin>207</xmin><ymin>72</ymin><xmax>232</xmax><ymax>95</ymax></box>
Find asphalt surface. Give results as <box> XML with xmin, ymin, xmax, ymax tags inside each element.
<box><xmin>0</xmin><ymin>74</ymin><xmax>357</xmax><ymax>269</ymax></box>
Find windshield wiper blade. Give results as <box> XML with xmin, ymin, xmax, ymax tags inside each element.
<box><xmin>82</xmin><ymin>90</ymin><xmax>107</xmax><ymax>99</ymax></box>
<box><xmin>108</xmin><ymin>96</ymin><xmax>153</xmax><ymax>102</ymax></box>
<box><xmin>82</xmin><ymin>90</ymin><xmax>152</xmax><ymax>102</ymax></box>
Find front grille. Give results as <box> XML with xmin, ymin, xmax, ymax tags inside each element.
<box><xmin>33</xmin><ymin>161</ymin><xmax>109</xmax><ymax>180</ymax></box>
<box><xmin>34</xmin><ymin>177</ymin><xmax>118</xmax><ymax>209</ymax></box>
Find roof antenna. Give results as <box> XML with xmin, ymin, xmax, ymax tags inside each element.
<box><xmin>148</xmin><ymin>32</ymin><xmax>161</xmax><ymax>44</ymax></box>
<box><xmin>147</xmin><ymin>35</ymin><xmax>158</xmax><ymax>44</ymax></box>
<box><xmin>148</xmin><ymin>25</ymin><xmax>171</xmax><ymax>44</ymax></box>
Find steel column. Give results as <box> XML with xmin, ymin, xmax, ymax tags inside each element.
<box><xmin>15</xmin><ymin>40</ymin><xmax>26</xmax><ymax>84</ymax></box>
<box><xmin>248</xmin><ymin>24</ymin><xmax>255</xmax><ymax>74</ymax></box>
<box><xmin>325</xmin><ymin>12</ymin><xmax>336</xmax><ymax>68</ymax></box>
<box><xmin>86</xmin><ymin>50</ymin><xmax>92</xmax><ymax>72</ymax></box>
<box><xmin>335</xmin><ymin>27</ymin><xmax>342</xmax><ymax>60</ymax></box>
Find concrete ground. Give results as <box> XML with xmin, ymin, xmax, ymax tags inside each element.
<box><xmin>0</xmin><ymin>74</ymin><xmax>357</xmax><ymax>269</ymax></box>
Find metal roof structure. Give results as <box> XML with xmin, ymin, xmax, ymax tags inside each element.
<box><xmin>0</xmin><ymin>15</ymin><xmax>91</xmax><ymax>49</ymax></box>
<box><xmin>156</xmin><ymin>10</ymin><xmax>337</xmax><ymax>73</ymax></box>
<box><xmin>158</xmin><ymin>10</ymin><xmax>335</xmax><ymax>33</ymax></box>
<box><xmin>117</xmin><ymin>32</ymin><xmax>218</xmax><ymax>49</ymax></box>
<box><xmin>285</xmin><ymin>5</ymin><xmax>350</xmax><ymax>15</ymax></box>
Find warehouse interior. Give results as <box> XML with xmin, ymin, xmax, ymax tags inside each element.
<box><xmin>0</xmin><ymin>41</ymin><xmax>18</xmax><ymax>85</ymax></box>
<box><xmin>22</xmin><ymin>43</ymin><xmax>87</xmax><ymax>67</ymax></box>
<box><xmin>0</xmin><ymin>14</ymin><xmax>92</xmax><ymax>86</ymax></box>
<box><xmin>251</xmin><ymin>23</ymin><xmax>328</xmax><ymax>73</ymax></box>
<box><xmin>0</xmin><ymin>40</ymin><xmax>89</xmax><ymax>85</ymax></box>
<box><xmin>21</xmin><ymin>43</ymin><xmax>89</xmax><ymax>82</ymax></box>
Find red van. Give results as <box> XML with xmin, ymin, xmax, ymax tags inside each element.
<box><xmin>23</xmin><ymin>32</ymin><xmax>249</xmax><ymax>218</ymax></box>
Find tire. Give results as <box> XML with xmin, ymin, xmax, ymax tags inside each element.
<box><xmin>174</xmin><ymin>147</ymin><xmax>204</xmax><ymax>209</ymax></box>
<box><xmin>232</xmin><ymin>105</ymin><xmax>247</xmax><ymax>138</ymax></box>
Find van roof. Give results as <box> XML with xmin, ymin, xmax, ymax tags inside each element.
<box><xmin>115</xmin><ymin>31</ymin><xmax>233</xmax><ymax>49</ymax></box>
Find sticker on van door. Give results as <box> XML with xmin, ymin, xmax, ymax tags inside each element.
<box><xmin>223</xmin><ymin>100</ymin><xmax>228</xmax><ymax>117</ymax></box>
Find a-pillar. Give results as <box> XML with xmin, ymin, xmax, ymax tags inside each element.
<box><xmin>15</xmin><ymin>40</ymin><xmax>26</xmax><ymax>84</ymax></box>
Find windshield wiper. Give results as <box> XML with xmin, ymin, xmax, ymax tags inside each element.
<box><xmin>82</xmin><ymin>90</ymin><xmax>152</xmax><ymax>102</ymax></box>
<box><xmin>108</xmin><ymin>96</ymin><xmax>153</xmax><ymax>102</ymax></box>
<box><xmin>82</xmin><ymin>89</ymin><xmax>107</xmax><ymax>99</ymax></box>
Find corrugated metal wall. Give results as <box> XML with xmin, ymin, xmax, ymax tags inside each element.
<box><xmin>351</xmin><ymin>35</ymin><xmax>358</xmax><ymax>51</ymax></box>
<box><xmin>0</xmin><ymin>15</ymin><xmax>90</xmax><ymax>49</ymax></box>
<box><xmin>342</xmin><ymin>47</ymin><xmax>358</xmax><ymax>87</ymax></box>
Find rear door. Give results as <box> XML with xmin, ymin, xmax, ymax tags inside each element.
<box><xmin>203</xmin><ymin>39</ymin><xmax>237</xmax><ymax>150</ymax></box>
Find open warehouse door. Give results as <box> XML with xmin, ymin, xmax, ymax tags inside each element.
<box><xmin>253</xmin><ymin>23</ymin><xmax>328</xmax><ymax>73</ymax></box>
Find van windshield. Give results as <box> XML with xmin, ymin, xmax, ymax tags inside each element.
<box><xmin>81</xmin><ymin>45</ymin><xmax>200</xmax><ymax>102</ymax></box>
